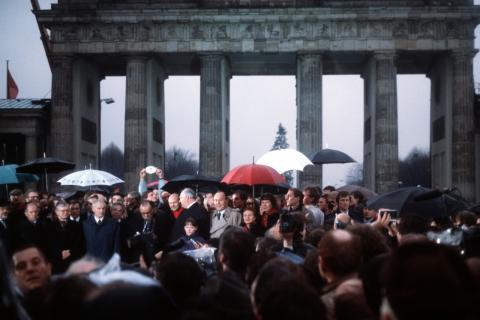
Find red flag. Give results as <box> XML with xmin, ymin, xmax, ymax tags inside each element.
<box><xmin>7</xmin><ymin>67</ymin><xmax>19</xmax><ymax>99</ymax></box>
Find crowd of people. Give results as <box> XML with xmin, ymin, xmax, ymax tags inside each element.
<box><xmin>1</xmin><ymin>168</ymin><xmax>480</xmax><ymax>320</ymax></box>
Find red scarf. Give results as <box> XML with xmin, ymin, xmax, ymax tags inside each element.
<box><xmin>172</xmin><ymin>207</ymin><xmax>184</xmax><ymax>219</ymax></box>
<box><xmin>261</xmin><ymin>208</ymin><xmax>277</xmax><ymax>228</ymax></box>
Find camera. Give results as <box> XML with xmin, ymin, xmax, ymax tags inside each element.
<box><xmin>379</xmin><ymin>209</ymin><xmax>399</xmax><ymax>220</ymax></box>
<box><xmin>127</xmin><ymin>231</ymin><xmax>155</xmax><ymax>249</ymax></box>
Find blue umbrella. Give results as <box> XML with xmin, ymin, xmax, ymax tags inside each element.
<box><xmin>0</xmin><ymin>164</ymin><xmax>39</xmax><ymax>184</ymax></box>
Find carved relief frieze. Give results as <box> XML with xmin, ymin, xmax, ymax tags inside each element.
<box><xmin>191</xmin><ymin>24</ymin><xmax>206</xmax><ymax>39</ymax></box>
<box><xmin>292</xmin><ymin>22</ymin><xmax>307</xmax><ymax>38</ymax></box>
<box><xmin>51</xmin><ymin>17</ymin><xmax>471</xmax><ymax>47</ymax></box>
<box><xmin>90</xmin><ymin>26</ymin><xmax>105</xmax><ymax>41</ymax></box>
<box><xmin>335</xmin><ymin>21</ymin><xmax>356</xmax><ymax>38</ymax></box>
<box><xmin>136</xmin><ymin>23</ymin><xmax>152</xmax><ymax>41</ymax></box>
<box><xmin>392</xmin><ymin>21</ymin><xmax>408</xmax><ymax>38</ymax></box>
<box><xmin>419</xmin><ymin>20</ymin><xmax>435</xmax><ymax>39</ymax></box>
<box><xmin>116</xmin><ymin>24</ymin><xmax>135</xmax><ymax>41</ymax></box>
<box><xmin>317</xmin><ymin>22</ymin><xmax>330</xmax><ymax>38</ymax></box>
<box><xmin>240</xmin><ymin>24</ymin><xmax>254</xmax><ymax>39</ymax></box>
<box><xmin>446</xmin><ymin>21</ymin><xmax>460</xmax><ymax>38</ymax></box>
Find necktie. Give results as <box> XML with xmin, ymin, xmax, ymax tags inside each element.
<box><xmin>97</xmin><ymin>219</ymin><xmax>102</xmax><ymax>225</ymax></box>
<box><xmin>143</xmin><ymin>221</ymin><xmax>150</xmax><ymax>233</ymax></box>
<box><xmin>0</xmin><ymin>219</ymin><xmax>6</xmax><ymax>229</ymax></box>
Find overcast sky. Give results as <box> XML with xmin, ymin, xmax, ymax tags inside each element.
<box><xmin>1</xmin><ymin>1</ymin><xmax>479</xmax><ymax>187</ymax></box>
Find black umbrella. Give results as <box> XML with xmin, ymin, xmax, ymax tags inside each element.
<box><xmin>162</xmin><ymin>174</ymin><xmax>221</xmax><ymax>194</ymax></box>
<box><xmin>366</xmin><ymin>186</ymin><xmax>449</xmax><ymax>218</ymax></box>
<box><xmin>16</xmin><ymin>155</ymin><xmax>75</xmax><ymax>192</ymax></box>
<box><xmin>16</xmin><ymin>156</ymin><xmax>75</xmax><ymax>174</ymax></box>
<box><xmin>412</xmin><ymin>188</ymin><xmax>470</xmax><ymax>216</ymax></box>
<box><xmin>309</xmin><ymin>149</ymin><xmax>355</xmax><ymax>165</ymax></box>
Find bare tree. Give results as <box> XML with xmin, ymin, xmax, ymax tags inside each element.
<box><xmin>345</xmin><ymin>163</ymin><xmax>364</xmax><ymax>186</ymax></box>
<box><xmin>399</xmin><ymin>147</ymin><xmax>431</xmax><ymax>188</ymax></box>
<box><xmin>165</xmin><ymin>146</ymin><xmax>199</xmax><ymax>179</ymax></box>
<box><xmin>344</xmin><ymin>148</ymin><xmax>431</xmax><ymax>189</ymax></box>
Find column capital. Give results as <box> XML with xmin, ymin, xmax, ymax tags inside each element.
<box><xmin>51</xmin><ymin>55</ymin><xmax>74</xmax><ymax>68</ymax></box>
<box><xmin>198</xmin><ymin>52</ymin><xmax>225</xmax><ymax>61</ymax></box>
<box><xmin>297</xmin><ymin>51</ymin><xmax>323</xmax><ymax>59</ymax></box>
<box><xmin>372</xmin><ymin>50</ymin><xmax>397</xmax><ymax>61</ymax></box>
<box><xmin>450</xmin><ymin>49</ymin><xmax>478</xmax><ymax>60</ymax></box>
<box><xmin>126</xmin><ymin>55</ymin><xmax>149</xmax><ymax>63</ymax></box>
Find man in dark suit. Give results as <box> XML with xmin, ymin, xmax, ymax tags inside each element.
<box><xmin>0</xmin><ymin>198</ymin><xmax>11</xmax><ymax>255</ymax></box>
<box><xmin>123</xmin><ymin>200</ymin><xmax>173</xmax><ymax>266</ymax></box>
<box><xmin>11</xmin><ymin>202</ymin><xmax>51</xmax><ymax>261</ymax></box>
<box><xmin>169</xmin><ymin>188</ymin><xmax>209</xmax><ymax>242</ymax></box>
<box><xmin>83</xmin><ymin>199</ymin><xmax>120</xmax><ymax>262</ymax></box>
<box><xmin>49</xmin><ymin>201</ymin><xmax>85</xmax><ymax>273</ymax></box>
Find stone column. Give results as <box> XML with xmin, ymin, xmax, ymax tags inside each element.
<box><xmin>362</xmin><ymin>58</ymin><xmax>376</xmax><ymax>191</ymax></box>
<box><xmin>199</xmin><ymin>54</ymin><xmax>230</xmax><ymax>178</ymax></box>
<box><xmin>373</xmin><ymin>51</ymin><xmax>399</xmax><ymax>193</ymax></box>
<box><xmin>428</xmin><ymin>55</ymin><xmax>452</xmax><ymax>191</ymax></box>
<box><xmin>296</xmin><ymin>53</ymin><xmax>323</xmax><ymax>188</ymax></box>
<box><xmin>50</xmin><ymin>57</ymin><xmax>74</xmax><ymax>162</ymax></box>
<box><xmin>24</xmin><ymin>134</ymin><xmax>37</xmax><ymax>161</ymax></box>
<box><xmin>145</xmin><ymin>59</ymin><xmax>167</xmax><ymax>173</ymax></box>
<box><xmin>72</xmin><ymin>60</ymin><xmax>101</xmax><ymax>169</ymax></box>
<box><xmin>124</xmin><ymin>56</ymin><xmax>148</xmax><ymax>191</ymax></box>
<box><xmin>451</xmin><ymin>50</ymin><xmax>476</xmax><ymax>201</ymax></box>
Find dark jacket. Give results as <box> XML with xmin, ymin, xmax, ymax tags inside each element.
<box><xmin>48</xmin><ymin>219</ymin><xmax>85</xmax><ymax>273</ymax></box>
<box><xmin>122</xmin><ymin>211</ymin><xmax>173</xmax><ymax>265</ymax></box>
<box><xmin>165</xmin><ymin>234</ymin><xmax>206</xmax><ymax>253</ymax></box>
<box><xmin>83</xmin><ymin>215</ymin><xmax>120</xmax><ymax>262</ymax></box>
<box><xmin>242</xmin><ymin>222</ymin><xmax>265</xmax><ymax>238</ymax></box>
<box><xmin>169</xmin><ymin>202</ymin><xmax>209</xmax><ymax>242</ymax></box>
<box><xmin>11</xmin><ymin>217</ymin><xmax>51</xmax><ymax>260</ymax></box>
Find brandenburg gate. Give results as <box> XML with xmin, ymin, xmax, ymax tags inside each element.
<box><xmin>34</xmin><ymin>0</ymin><xmax>480</xmax><ymax>201</ymax></box>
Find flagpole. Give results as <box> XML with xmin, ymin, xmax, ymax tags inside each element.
<box><xmin>6</xmin><ymin>60</ymin><xmax>8</xmax><ymax>99</ymax></box>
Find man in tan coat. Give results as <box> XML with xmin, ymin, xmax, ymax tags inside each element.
<box><xmin>210</xmin><ymin>191</ymin><xmax>242</xmax><ymax>239</ymax></box>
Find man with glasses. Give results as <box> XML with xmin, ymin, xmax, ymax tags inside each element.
<box><xmin>49</xmin><ymin>201</ymin><xmax>85</xmax><ymax>273</ymax></box>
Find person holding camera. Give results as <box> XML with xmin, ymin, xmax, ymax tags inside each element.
<box><xmin>126</xmin><ymin>200</ymin><xmax>172</xmax><ymax>267</ymax></box>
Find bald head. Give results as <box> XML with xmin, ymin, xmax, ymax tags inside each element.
<box><xmin>318</xmin><ymin>230</ymin><xmax>362</xmax><ymax>282</ymax></box>
<box><xmin>168</xmin><ymin>193</ymin><xmax>180</xmax><ymax>211</ymax></box>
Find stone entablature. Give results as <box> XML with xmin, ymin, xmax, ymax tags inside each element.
<box><xmin>38</xmin><ymin>7</ymin><xmax>480</xmax><ymax>56</ymax></box>
<box><xmin>55</xmin><ymin>0</ymin><xmax>473</xmax><ymax>9</ymax></box>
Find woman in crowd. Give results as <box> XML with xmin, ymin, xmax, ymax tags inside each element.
<box><xmin>241</xmin><ymin>208</ymin><xmax>264</xmax><ymax>238</ymax></box>
<box><xmin>259</xmin><ymin>193</ymin><xmax>280</xmax><ymax>230</ymax></box>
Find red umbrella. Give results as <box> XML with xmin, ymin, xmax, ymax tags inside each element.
<box><xmin>146</xmin><ymin>179</ymin><xmax>169</xmax><ymax>189</ymax></box>
<box><xmin>221</xmin><ymin>163</ymin><xmax>285</xmax><ymax>186</ymax></box>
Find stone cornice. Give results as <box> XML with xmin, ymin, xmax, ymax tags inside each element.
<box><xmin>35</xmin><ymin>6</ymin><xmax>480</xmax><ymax>26</ymax></box>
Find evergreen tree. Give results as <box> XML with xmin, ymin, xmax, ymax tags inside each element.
<box><xmin>101</xmin><ymin>142</ymin><xmax>124</xmax><ymax>179</ymax></box>
<box><xmin>271</xmin><ymin>123</ymin><xmax>293</xmax><ymax>185</ymax></box>
<box><xmin>272</xmin><ymin>123</ymin><xmax>289</xmax><ymax>151</ymax></box>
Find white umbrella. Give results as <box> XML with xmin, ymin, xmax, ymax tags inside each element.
<box><xmin>257</xmin><ymin>149</ymin><xmax>313</xmax><ymax>174</ymax></box>
<box><xmin>57</xmin><ymin>168</ymin><xmax>124</xmax><ymax>187</ymax></box>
